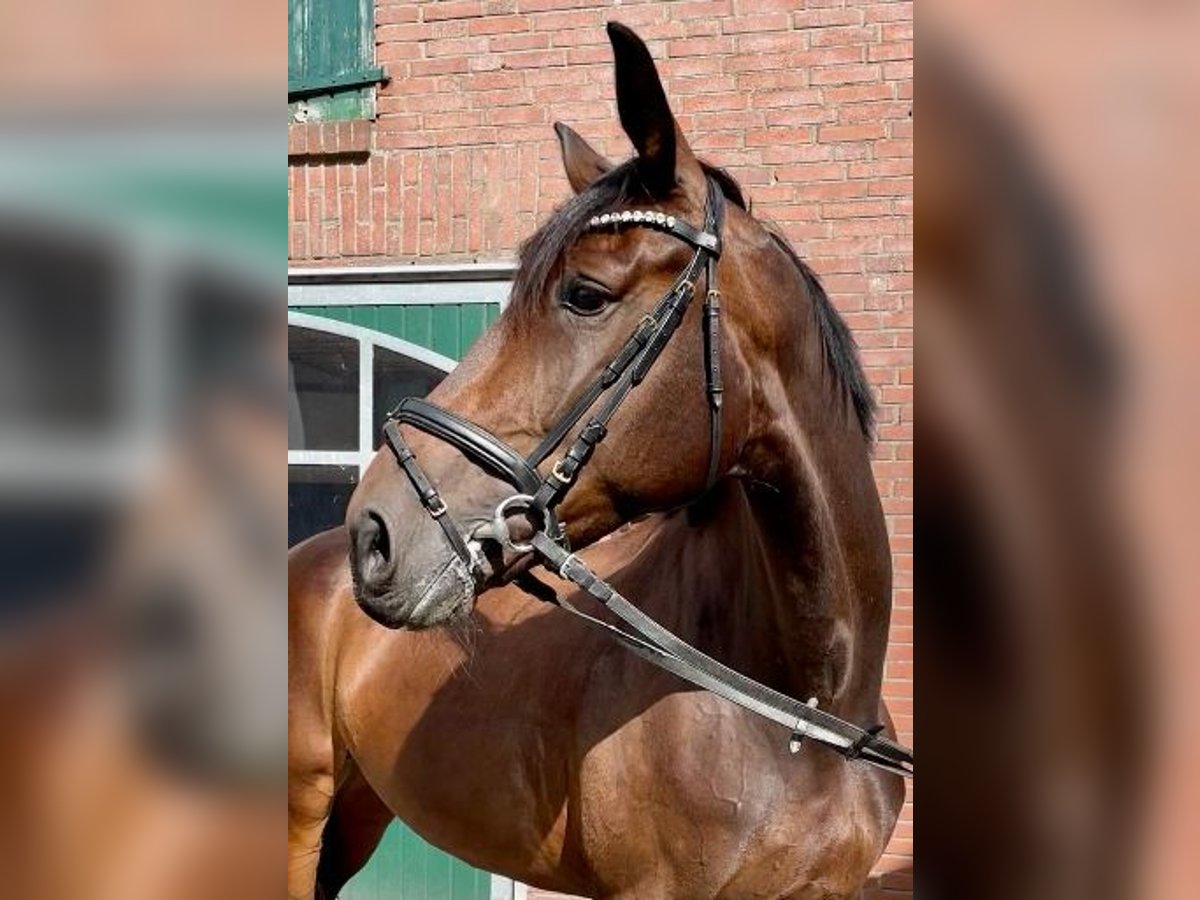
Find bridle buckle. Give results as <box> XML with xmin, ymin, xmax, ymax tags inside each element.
<box><xmin>551</xmin><ymin>460</ymin><xmax>573</xmax><ymax>485</ymax></box>
<box><xmin>428</xmin><ymin>497</ymin><xmax>448</xmax><ymax>518</ymax></box>
<box><xmin>788</xmin><ymin>697</ymin><xmax>820</xmax><ymax>754</ymax></box>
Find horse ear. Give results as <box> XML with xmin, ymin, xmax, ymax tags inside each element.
<box><xmin>554</xmin><ymin>121</ymin><xmax>613</xmax><ymax>194</ymax></box>
<box><xmin>607</xmin><ymin>21</ymin><xmax>699</xmax><ymax>196</ymax></box>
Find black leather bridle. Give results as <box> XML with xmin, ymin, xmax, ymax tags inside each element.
<box><xmin>380</xmin><ymin>175</ymin><xmax>913</xmax><ymax>779</ymax></box>
<box><xmin>383</xmin><ymin>176</ymin><xmax>727</xmax><ymax>572</ymax></box>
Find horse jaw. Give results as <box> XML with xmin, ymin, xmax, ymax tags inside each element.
<box><xmin>352</xmin><ymin>553</ymin><xmax>477</xmax><ymax>630</ymax></box>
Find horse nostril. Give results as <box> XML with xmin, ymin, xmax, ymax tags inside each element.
<box><xmin>355</xmin><ymin>509</ymin><xmax>394</xmax><ymax>587</ymax></box>
<box><xmin>367</xmin><ymin>511</ymin><xmax>390</xmax><ymax>564</ymax></box>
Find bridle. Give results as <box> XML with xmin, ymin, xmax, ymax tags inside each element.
<box><xmin>380</xmin><ymin>175</ymin><xmax>913</xmax><ymax>779</ymax></box>
<box><xmin>382</xmin><ymin>176</ymin><xmax>727</xmax><ymax>569</ymax></box>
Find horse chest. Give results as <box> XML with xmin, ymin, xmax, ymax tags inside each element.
<box><xmin>569</xmin><ymin>674</ymin><xmax>859</xmax><ymax>895</ymax></box>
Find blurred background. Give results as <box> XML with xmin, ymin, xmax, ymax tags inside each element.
<box><xmin>920</xmin><ymin>2</ymin><xmax>1200</xmax><ymax>899</ymax></box>
<box><xmin>0</xmin><ymin>0</ymin><xmax>282</xmax><ymax>897</ymax></box>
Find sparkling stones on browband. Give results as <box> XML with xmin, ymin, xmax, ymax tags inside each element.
<box><xmin>586</xmin><ymin>210</ymin><xmax>676</xmax><ymax>232</ymax></box>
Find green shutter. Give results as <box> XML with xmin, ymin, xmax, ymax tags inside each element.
<box><xmin>288</xmin><ymin>0</ymin><xmax>383</xmax><ymax>120</ymax></box>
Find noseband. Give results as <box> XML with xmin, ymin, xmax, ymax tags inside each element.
<box><xmin>379</xmin><ymin>175</ymin><xmax>913</xmax><ymax>779</ymax></box>
<box><xmin>382</xmin><ymin>176</ymin><xmax>728</xmax><ymax>574</ymax></box>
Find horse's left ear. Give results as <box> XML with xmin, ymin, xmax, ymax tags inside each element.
<box><xmin>607</xmin><ymin>21</ymin><xmax>702</xmax><ymax>197</ymax></box>
<box><xmin>554</xmin><ymin>121</ymin><xmax>613</xmax><ymax>194</ymax></box>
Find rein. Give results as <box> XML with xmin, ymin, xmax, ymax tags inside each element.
<box><xmin>380</xmin><ymin>175</ymin><xmax>913</xmax><ymax>780</ymax></box>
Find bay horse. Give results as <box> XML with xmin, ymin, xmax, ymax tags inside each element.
<box><xmin>288</xmin><ymin>23</ymin><xmax>905</xmax><ymax>899</ymax></box>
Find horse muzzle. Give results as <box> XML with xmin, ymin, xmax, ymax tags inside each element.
<box><xmin>347</xmin><ymin>502</ymin><xmax>480</xmax><ymax>630</ymax></box>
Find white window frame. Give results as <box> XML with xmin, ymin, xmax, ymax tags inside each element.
<box><xmin>287</xmin><ymin>310</ymin><xmax>457</xmax><ymax>478</ymax></box>
<box><xmin>287</xmin><ymin>261</ymin><xmax>516</xmax><ymax>311</ymax></box>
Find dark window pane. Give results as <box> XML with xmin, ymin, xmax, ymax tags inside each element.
<box><xmin>0</xmin><ymin>501</ymin><xmax>114</xmax><ymax>624</ymax></box>
<box><xmin>288</xmin><ymin>464</ymin><xmax>357</xmax><ymax>547</ymax></box>
<box><xmin>0</xmin><ymin>218</ymin><xmax>122</xmax><ymax>436</ymax></box>
<box><xmin>372</xmin><ymin>347</ymin><xmax>446</xmax><ymax>447</ymax></box>
<box><xmin>288</xmin><ymin>326</ymin><xmax>358</xmax><ymax>451</ymax></box>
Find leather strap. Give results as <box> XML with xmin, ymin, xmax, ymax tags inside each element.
<box><xmin>527</xmin><ymin>532</ymin><xmax>913</xmax><ymax>779</ymax></box>
<box><xmin>390</xmin><ymin>397</ymin><xmax>543</xmax><ymax>495</ymax></box>
<box><xmin>382</xmin><ymin>420</ymin><xmax>479</xmax><ymax>575</ymax></box>
<box><xmin>702</xmin><ymin>238</ymin><xmax>724</xmax><ymax>491</ymax></box>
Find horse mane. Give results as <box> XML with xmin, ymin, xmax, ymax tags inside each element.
<box><xmin>510</xmin><ymin>159</ymin><xmax>875</xmax><ymax>440</ymax></box>
<box><xmin>762</xmin><ymin>229</ymin><xmax>876</xmax><ymax>441</ymax></box>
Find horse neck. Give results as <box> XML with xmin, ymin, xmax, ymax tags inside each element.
<box><xmin>693</xmin><ymin>289</ymin><xmax>892</xmax><ymax>723</ymax></box>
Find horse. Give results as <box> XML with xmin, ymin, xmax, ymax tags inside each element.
<box><xmin>288</xmin><ymin>22</ymin><xmax>905</xmax><ymax>900</ymax></box>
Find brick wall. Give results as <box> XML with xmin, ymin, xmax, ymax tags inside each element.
<box><xmin>287</xmin><ymin>1</ymin><xmax>912</xmax><ymax>895</ymax></box>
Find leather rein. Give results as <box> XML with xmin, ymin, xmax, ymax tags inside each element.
<box><xmin>381</xmin><ymin>176</ymin><xmax>913</xmax><ymax>780</ymax></box>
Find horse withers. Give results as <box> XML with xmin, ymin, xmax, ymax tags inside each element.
<box><xmin>289</xmin><ymin>22</ymin><xmax>905</xmax><ymax>900</ymax></box>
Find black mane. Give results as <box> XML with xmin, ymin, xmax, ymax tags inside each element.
<box><xmin>764</xmin><ymin>230</ymin><xmax>877</xmax><ymax>440</ymax></box>
<box><xmin>510</xmin><ymin>160</ymin><xmax>875</xmax><ymax>440</ymax></box>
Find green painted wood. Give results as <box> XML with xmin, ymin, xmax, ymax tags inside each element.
<box><xmin>288</xmin><ymin>0</ymin><xmax>374</xmax><ymax>120</ymax></box>
<box><xmin>289</xmin><ymin>66</ymin><xmax>385</xmax><ymax>99</ymax></box>
<box><xmin>294</xmin><ymin>304</ymin><xmax>500</xmax><ymax>362</ymax></box>
<box><xmin>339</xmin><ymin>822</ymin><xmax>492</xmax><ymax>900</ymax></box>
<box><xmin>431</xmin><ymin>305</ymin><xmax>460</xmax><ymax>360</ymax></box>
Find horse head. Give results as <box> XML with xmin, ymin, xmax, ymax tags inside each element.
<box><xmin>345</xmin><ymin>23</ymin><xmax>863</xmax><ymax>629</ymax></box>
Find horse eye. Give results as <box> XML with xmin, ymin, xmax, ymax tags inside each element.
<box><xmin>560</xmin><ymin>278</ymin><xmax>612</xmax><ymax>316</ymax></box>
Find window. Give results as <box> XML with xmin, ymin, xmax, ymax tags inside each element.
<box><xmin>287</xmin><ymin>314</ymin><xmax>454</xmax><ymax>547</ymax></box>
<box><xmin>288</xmin><ymin>0</ymin><xmax>385</xmax><ymax>122</ymax></box>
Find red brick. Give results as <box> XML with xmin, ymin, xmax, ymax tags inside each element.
<box><xmin>797</xmin><ymin>45</ymin><xmax>868</xmax><ymax>67</ymax></box>
<box><xmin>671</xmin><ymin>0</ymin><xmax>732</xmax><ymax>16</ymax></box>
<box><xmin>766</xmin><ymin>106</ymin><xmax>835</xmax><ymax>128</ymax></box>
<box><xmin>375</xmin><ymin>3</ymin><xmax>418</xmax><ymax>25</ymax></box>
<box><xmin>810</xmin><ymin>25</ymin><xmax>880</xmax><ymax>48</ymax></box>
<box><xmin>819</xmin><ymin>123</ymin><xmax>887</xmax><ymax>143</ymax></box>
<box><xmin>793</xmin><ymin>8</ymin><xmax>864</xmax><ymax>29</ymax></box>
<box><xmin>420</xmin><ymin>0</ymin><xmax>482</xmax><ymax>20</ymax></box>
<box><xmin>869</xmin><ymin>41</ymin><xmax>913</xmax><ymax>63</ymax></box>
<box><xmin>424</xmin><ymin>36</ymin><xmax>489</xmax><ymax>57</ymax></box>
<box><xmin>733</xmin><ymin>31</ymin><xmax>803</xmax><ymax>55</ymax></box>
<box><xmin>466</xmin><ymin>14</ymin><xmax>526</xmax><ymax>35</ymax></box>
<box><xmin>864</xmin><ymin>2</ymin><xmax>913</xmax><ymax>24</ymax></box>
<box><xmin>488</xmin><ymin>32</ymin><xmax>551</xmax><ymax>52</ymax></box>
<box><xmin>530</xmin><ymin>8</ymin><xmax>603</xmax><ymax>31</ymax></box>
<box><xmin>665</xmin><ymin>36</ymin><xmax>733</xmax><ymax>57</ymax></box>
<box><xmin>409</xmin><ymin>57</ymin><xmax>470</xmax><ymax>77</ymax></box>
<box><xmin>720</xmin><ymin>13</ymin><xmax>790</xmax><ymax>34</ymax></box>
<box><xmin>486</xmin><ymin>105</ymin><xmax>547</xmax><ymax>126</ymax></box>
<box><xmin>810</xmin><ymin>63</ymin><xmax>883</xmax><ymax>86</ymax></box>
<box><xmin>502</xmin><ymin>48</ymin><xmax>567</xmax><ymax>68</ymax></box>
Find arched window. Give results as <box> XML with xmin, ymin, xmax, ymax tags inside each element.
<box><xmin>287</xmin><ymin>311</ymin><xmax>455</xmax><ymax>547</ymax></box>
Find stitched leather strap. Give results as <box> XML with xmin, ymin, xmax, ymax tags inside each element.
<box><xmin>703</xmin><ymin>252</ymin><xmax>724</xmax><ymax>491</ymax></box>
<box><xmin>382</xmin><ymin>420</ymin><xmax>479</xmax><ymax>574</ymax></box>
<box><xmin>390</xmin><ymin>397</ymin><xmax>543</xmax><ymax>495</ymax></box>
<box><xmin>528</xmin><ymin>532</ymin><xmax>913</xmax><ymax>779</ymax></box>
